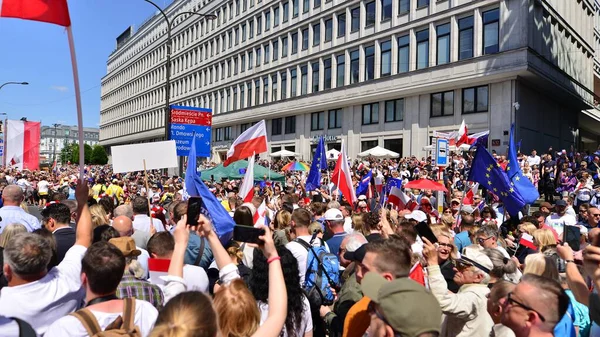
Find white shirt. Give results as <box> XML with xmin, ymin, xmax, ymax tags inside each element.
<box><xmin>258</xmin><ymin>295</ymin><xmax>313</xmax><ymax>337</ymax></box>
<box><xmin>132</xmin><ymin>214</ymin><xmax>165</xmax><ymax>233</ymax></box>
<box><xmin>286</xmin><ymin>235</ymin><xmax>329</xmax><ymax>285</ymax></box>
<box><xmin>496</xmin><ymin>246</ymin><xmax>510</xmax><ymax>259</ymax></box>
<box><xmin>38</xmin><ymin>180</ymin><xmax>50</xmax><ymax>194</ymax></box>
<box><xmin>343</xmin><ymin>217</ymin><xmax>353</xmax><ymax>234</ymax></box>
<box><xmin>0</xmin><ymin>317</ymin><xmax>19</xmax><ymax>337</ymax></box>
<box><xmin>527</xmin><ymin>155</ymin><xmax>541</xmax><ymax>167</ymax></box>
<box><xmin>0</xmin><ymin>245</ymin><xmax>87</xmax><ymax>335</ymax></box>
<box><xmin>138</xmin><ymin>247</ymin><xmax>150</xmax><ymax>279</ymax></box>
<box><xmin>44</xmin><ymin>299</ymin><xmax>158</xmax><ymax>337</ymax></box>
<box><xmin>0</xmin><ymin>206</ymin><xmax>41</xmax><ymax>233</ymax></box>
<box><xmin>546</xmin><ymin>213</ymin><xmax>577</xmax><ymax>236</ymax></box>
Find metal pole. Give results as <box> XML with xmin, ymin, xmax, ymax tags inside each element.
<box><xmin>0</xmin><ymin>82</ymin><xmax>28</xmax><ymax>91</ymax></box>
<box><xmin>52</xmin><ymin>123</ymin><xmax>60</xmax><ymax>164</ymax></box>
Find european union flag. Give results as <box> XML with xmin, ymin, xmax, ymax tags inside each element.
<box><xmin>381</xmin><ymin>177</ymin><xmax>403</xmax><ymax>205</ymax></box>
<box><xmin>356</xmin><ymin>170</ymin><xmax>373</xmax><ymax>196</ymax></box>
<box><xmin>186</xmin><ymin>135</ymin><xmax>235</xmax><ymax>243</ymax></box>
<box><xmin>306</xmin><ymin>136</ymin><xmax>327</xmax><ymax>191</ymax></box>
<box><xmin>507</xmin><ymin>124</ymin><xmax>539</xmax><ymax>204</ymax></box>
<box><xmin>468</xmin><ymin>146</ymin><xmax>525</xmax><ymax>216</ymax></box>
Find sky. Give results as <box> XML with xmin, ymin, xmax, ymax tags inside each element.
<box><xmin>0</xmin><ymin>0</ymin><xmax>174</xmax><ymax>128</ymax></box>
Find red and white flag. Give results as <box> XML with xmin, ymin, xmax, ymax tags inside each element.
<box><xmin>5</xmin><ymin>119</ymin><xmax>41</xmax><ymax>170</ymax></box>
<box><xmin>464</xmin><ymin>183</ymin><xmax>479</xmax><ymax>205</ymax></box>
<box><xmin>253</xmin><ymin>199</ymin><xmax>267</xmax><ymax>226</ymax></box>
<box><xmin>455</xmin><ymin>120</ymin><xmax>469</xmax><ymax>147</ymax></box>
<box><xmin>0</xmin><ymin>0</ymin><xmax>71</xmax><ymax>27</ymax></box>
<box><xmin>238</xmin><ymin>155</ymin><xmax>255</xmax><ymax>203</ymax></box>
<box><xmin>375</xmin><ymin>174</ymin><xmax>384</xmax><ymax>193</ymax></box>
<box><xmin>223</xmin><ymin>120</ymin><xmax>267</xmax><ymax>167</ymax></box>
<box><xmin>519</xmin><ymin>233</ymin><xmax>537</xmax><ymax>250</ymax></box>
<box><xmin>388</xmin><ymin>186</ymin><xmax>417</xmax><ymax>211</ymax></box>
<box><xmin>332</xmin><ymin>141</ymin><xmax>357</xmax><ymax>204</ymax></box>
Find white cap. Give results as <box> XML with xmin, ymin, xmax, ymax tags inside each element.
<box><xmin>358</xmin><ymin>195</ymin><xmax>367</xmax><ymax>200</ymax></box>
<box><xmin>324</xmin><ymin>208</ymin><xmax>344</xmax><ymax>221</ymax></box>
<box><xmin>405</xmin><ymin>210</ymin><xmax>427</xmax><ymax>223</ymax></box>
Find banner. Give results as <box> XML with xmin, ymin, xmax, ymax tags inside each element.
<box><xmin>169</xmin><ymin>105</ymin><xmax>212</xmax><ymax>157</ymax></box>
<box><xmin>5</xmin><ymin>120</ymin><xmax>41</xmax><ymax>170</ymax></box>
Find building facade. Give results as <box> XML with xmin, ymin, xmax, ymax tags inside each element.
<box><xmin>100</xmin><ymin>0</ymin><xmax>597</xmax><ymax>160</ymax></box>
<box><xmin>40</xmin><ymin>125</ymin><xmax>100</xmax><ymax>163</ymax></box>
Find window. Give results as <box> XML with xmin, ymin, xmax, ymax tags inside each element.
<box><xmin>312</xmin><ymin>62</ymin><xmax>319</xmax><ymax>92</ymax></box>
<box><xmin>351</xmin><ymin>7</ymin><xmax>360</xmax><ymax>32</ymax></box>
<box><xmin>233</xmin><ymin>57</ymin><xmax>238</xmax><ymax>75</ymax></box>
<box><xmin>417</xmin><ymin>0</ymin><xmax>428</xmax><ymax>8</ymax></box>
<box><xmin>241</xmin><ymin>54</ymin><xmax>246</xmax><ymax>71</ymax></box>
<box><xmin>240</xmin><ymin>85</ymin><xmax>245</xmax><ymax>108</ymax></box>
<box><xmin>303</xmin><ymin>0</ymin><xmax>309</xmax><ymax>13</ymax></box>
<box><xmin>293</xmin><ymin>0</ymin><xmax>299</xmax><ymax>17</ymax></box>
<box><xmin>325</xmin><ymin>19</ymin><xmax>332</xmax><ymax>42</ymax></box>
<box><xmin>365</xmin><ymin>1</ymin><xmax>375</xmax><ymax>26</ymax></box>
<box><xmin>338</xmin><ymin>13</ymin><xmax>346</xmax><ymax>37</ymax></box>
<box><xmin>233</xmin><ymin>87</ymin><xmax>238</xmax><ymax>110</ymax></box>
<box><xmin>224</xmin><ymin>126</ymin><xmax>232</xmax><ymax>141</ymax></box>
<box><xmin>381</xmin><ymin>0</ymin><xmax>392</xmax><ymax>20</ymax></box>
<box><xmin>272</xmin><ymin>118</ymin><xmax>283</xmax><ymax>135</ymax></box>
<box><xmin>243</xmin><ymin>0</ymin><xmax>247</xmax><ymax>11</ymax></box>
<box><xmin>463</xmin><ymin>86</ymin><xmax>489</xmax><ymax>113</ymax></box>
<box><xmin>215</xmin><ymin>127</ymin><xmax>224</xmax><ymax>141</ymax></box>
<box><xmin>274</xmin><ymin>7</ymin><xmax>280</xmax><ymax>26</ymax></box>
<box><xmin>256</xmin><ymin>48</ymin><xmax>261</xmax><ymax>66</ymax></box>
<box><xmin>350</xmin><ymin>49</ymin><xmax>360</xmax><ymax>84</ymax></box>
<box><xmin>301</xmin><ymin>65</ymin><xmax>308</xmax><ymax>95</ymax></box>
<box><xmin>385</xmin><ymin>98</ymin><xmax>404</xmax><ymax>122</ymax></box>
<box><xmin>242</xmin><ymin>23</ymin><xmax>247</xmax><ymax>41</ymax></box>
<box><xmin>381</xmin><ymin>40</ymin><xmax>391</xmax><ymax>76</ymax></box>
<box><xmin>302</xmin><ymin>28</ymin><xmax>309</xmax><ymax>50</ymax></box>
<box><xmin>247</xmin><ymin>81</ymin><xmax>252</xmax><ymax>106</ymax></box>
<box><xmin>235</xmin><ymin>27</ymin><xmax>240</xmax><ymax>45</ymax></box>
<box><xmin>362</xmin><ymin>103</ymin><xmax>379</xmax><ymax>125</ymax></box>
<box><xmin>255</xmin><ymin>80</ymin><xmax>260</xmax><ymax>104</ymax></box>
<box><xmin>452</xmin><ymin>19</ymin><xmax>473</xmax><ymax>62</ymax></box>
<box><xmin>265</xmin><ymin>11</ymin><xmax>271</xmax><ymax>30</ymax></box>
<box><xmin>256</xmin><ymin>16</ymin><xmax>262</xmax><ymax>36</ymax></box>
<box><xmin>397</xmin><ymin>35</ymin><xmax>409</xmax><ymax>73</ymax></box>
<box><xmin>291</xmin><ymin>68</ymin><xmax>297</xmax><ymax>96</ymax></box>
<box><xmin>311</xmin><ymin>112</ymin><xmax>325</xmax><ymax>130</ymax></box>
<box><xmin>265</xmin><ymin>44</ymin><xmax>270</xmax><ymax>63</ymax></box>
<box><xmin>436</xmin><ymin>23</ymin><xmax>450</xmax><ymax>65</ymax></box>
<box><xmin>249</xmin><ymin>20</ymin><xmax>254</xmax><ymax>38</ymax></box>
<box><xmin>431</xmin><ymin>91</ymin><xmax>454</xmax><ymax>117</ymax></box>
<box><xmin>398</xmin><ymin>0</ymin><xmax>409</xmax><ymax>14</ymax></box>
<box><xmin>313</xmin><ymin>23</ymin><xmax>320</xmax><ymax>46</ymax></box>
<box><xmin>365</xmin><ymin>45</ymin><xmax>375</xmax><ymax>80</ymax></box>
<box><xmin>336</xmin><ymin>54</ymin><xmax>345</xmax><ymax>87</ymax></box>
<box><xmin>248</xmin><ymin>50</ymin><xmax>253</xmax><ymax>69</ymax></box>
<box><xmin>272</xmin><ymin>40</ymin><xmax>278</xmax><ymax>61</ymax></box>
<box><xmin>285</xmin><ymin>116</ymin><xmax>296</xmax><ymax>133</ymax></box>
<box><xmin>228</xmin><ymin>31</ymin><xmax>233</xmax><ymax>48</ymax></box>
<box><xmin>483</xmin><ymin>9</ymin><xmax>499</xmax><ymax>54</ymax></box>
<box><xmin>416</xmin><ymin>28</ymin><xmax>429</xmax><ymax>69</ymax></box>
<box><xmin>292</xmin><ymin>32</ymin><xmax>298</xmax><ymax>54</ymax></box>
<box><xmin>361</xmin><ymin>140</ymin><xmax>378</xmax><ymax>151</ymax></box>
<box><xmin>272</xmin><ymin>74</ymin><xmax>278</xmax><ymax>101</ymax></box>
<box><xmin>282</xmin><ymin>36</ymin><xmax>288</xmax><ymax>56</ymax></box>
<box><xmin>315</xmin><ymin>0</ymin><xmax>321</xmax><ymax>8</ymax></box>
<box><xmin>281</xmin><ymin>71</ymin><xmax>287</xmax><ymax>98</ymax></box>
<box><xmin>263</xmin><ymin>77</ymin><xmax>269</xmax><ymax>103</ymax></box>
<box><xmin>324</xmin><ymin>58</ymin><xmax>332</xmax><ymax>89</ymax></box>
<box><xmin>328</xmin><ymin>109</ymin><xmax>342</xmax><ymax>128</ymax></box>
<box><xmin>283</xmin><ymin>2</ymin><xmax>289</xmax><ymax>22</ymax></box>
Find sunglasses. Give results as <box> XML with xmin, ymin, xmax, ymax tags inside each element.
<box><xmin>452</xmin><ymin>260</ymin><xmax>473</xmax><ymax>270</ymax></box>
<box><xmin>506</xmin><ymin>292</ymin><xmax>546</xmax><ymax>322</ymax></box>
<box><xmin>477</xmin><ymin>237</ymin><xmax>493</xmax><ymax>245</ymax></box>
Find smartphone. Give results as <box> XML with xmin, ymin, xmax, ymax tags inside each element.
<box><xmin>187</xmin><ymin>197</ymin><xmax>202</xmax><ymax>226</ymax></box>
<box><xmin>415</xmin><ymin>221</ymin><xmax>438</xmax><ymax>244</ymax></box>
<box><xmin>563</xmin><ymin>224</ymin><xmax>581</xmax><ymax>251</ymax></box>
<box><xmin>233</xmin><ymin>225</ymin><xmax>266</xmax><ymax>244</ymax></box>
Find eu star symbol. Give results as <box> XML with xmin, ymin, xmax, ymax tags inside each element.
<box><xmin>515</xmin><ymin>175</ymin><xmax>521</xmax><ymax>181</ymax></box>
<box><xmin>485</xmin><ymin>173</ymin><xmax>490</xmax><ymax>178</ymax></box>
<box><xmin>507</xmin><ymin>166</ymin><xmax>511</xmax><ymax>171</ymax></box>
<box><xmin>488</xmin><ymin>180</ymin><xmax>492</xmax><ymax>185</ymax></box>
<box><xmin>493</xmin><ymin>187</ymin><xmax>498</xmax><ymax>192</ymax></box>
<box><xmin>487</xmin><ymin>166</ymin><xmax>493</xmax><ymax>172</ymax></box>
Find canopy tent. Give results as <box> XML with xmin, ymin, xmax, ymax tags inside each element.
<box><xmin>200</xmin><ymin>160</ymin><xmax>286</xmax><ymax>182</ymax></box>
<box><xmin>357</xmin><ymin>146</ymin><xmax>400</xmax><ymax>158</ymax></box>
<box><xmin>326</xmin><ymin>148</ymin><xmax>340</xmax><ymax>160</ymax></box>
<box><xmin>269</xmin><ymin>149</ymin><xmax>298</xmax><ymax>157</ymax></box>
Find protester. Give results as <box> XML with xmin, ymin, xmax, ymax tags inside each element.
<box><xmin>0</xmin><ymin>185</ymin><xmax>41</xmax><ymax>232</ymax></box>
<box><xmin>41</xmin><ymin>202</ymin><xmax>76</xmax><ymax>264</ymax></box>
<box><xmin>487</xmin><ymin>281</ymin><xmax>517</xmax><ymax>337</ymax></box>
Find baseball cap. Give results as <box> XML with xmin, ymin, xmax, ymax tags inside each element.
<box><xmin>458</xmin><ymin>246</ymin><xmax>493</xmax><ymax>274</ymax></box>
<box><xmin>109</xmin><ymin>237</ymin><xmax>141</xmax><ymax>258</ymax></box>
<box><xmin>358</xmin><ymin>195</ymin><xmax>367</xmax><ymax>201</ymax></box>
<box><xmin>555</xmin><ymin>199</ymin><xmax>567</xmax><ymax>207</ymax></box>
<box><xmin>451</xmin><ymin>198</ymin><xmax>461</xmax><ymax>204</ymax></box>
<box><xmin>361</xmin><ymin>273</ymin><xmax>442</xmax><ymax>337</ymax></box>
<box><xmin>324</xmin><ymin>208</ymin><xmax>344</xmax><ymax>221</ymax></box>
<box><xmin>343</xmin><ymin>244</ymin><xmax>367</xmax><ymax>262</ymax></box>
<box><xmin>460</xmin><ymin>205</ymin><xmax>474</xmax><ymax>214</ymax></box>
<box><xmin>405</xmin><ymin>210</ymin><xmax>427</xmax><ymax>223</ymax></box>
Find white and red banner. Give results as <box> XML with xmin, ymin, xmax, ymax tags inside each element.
<box><xmin>388</xmin><ymin>186</ymin><xmax>417</xmax><ymax>211</ymax></box>
<box><xmin>238</xmin><ymin>154</ymin><xmax>255</xmax><ymax>203</ymax></box>
<box><xmin>253</xmin><ymin>199</ymin><xmax>267</xmax><ymax>227</ymax></box>
<box><xmin>519</xmin><ymin>233</ymin><xmax>537</xmax><ymax>250</ymax></box>
<box><xmin>223</xmin><ymin>120</ymin><xmax>267</xmax><ymax>167</ymax></box>
<box><xmin>5</xmin><ymin>119</ymin><xmax>41</xmax><ymax>170</ymax></box>
<box><xmin>0</xmin><ymin>0</ymin><xmax>71</xmax><ymax>27</ymax></box>
<box><xmin>332</xmin><ymin>141</ymin><xmax>357</xmax><ymax>204</ymax></box>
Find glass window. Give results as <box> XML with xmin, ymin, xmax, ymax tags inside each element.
<box><xmin>281</xmin><ymin>71</ymin><xmax>287</xmax><ymax>98</ymax></box>
<box><xmin>324</xmin><ymin>58</ymin><xmax>332</xmax><ymax>89</ymax></box>
<box><xmin>235</xmin><ymin>28</ymin><xmax>240</xmax><ymax>45</ymax></box>
<box><xmin>312</xmin><ymin>62</ymin><xmax>319</xmax><ymax>92</ymax></box>
<box><xmin>338</xmin><ymin>13</ymin><xmax>346</xmax><ymax>37</ymax></box>
<box><xmin>233</xmin><ymin>57</ymin><xmax>238</xmax><ymax>75</ymax></box>
<box><xmin>365</xmin><ymin>45</ymin><xmax>375</xmax><ymax>81</ymax></box>
<box><xmin>397</xmin><ymin>35</ymin><xmax>409</xmax><ymax>73</ymax></box>
<box><xmin>247</xmin><ymin>81</ymin><xmax>252</xmax><ymax>106</ymax></box>
<box><xmin>430</xmin><ymin>91</ymin><xmax>454</xmax><ymax>117</ymax></box>
<box><xmin>265</xmin><ymin>11</ymin><xmax>271</xmax><ymax>30</ymax></box>
<box><xmin>264</xmin><ymin>44</ymin><xmax>270</xmax><ymax>63</ymax></box>
<box><xmin>385</xmin><ymin>98</ymin><xmax>404</xmax><ymax>122</ymax></box>
<box><xmin>255</xmin><ymin>79</ymin><xmax>260</xmax><ymax>104</ymax></box>
<box><xmin>285</xmin><ymin>116</ymin><xmax>296</xmax><ymax>133</ymax></box>
<box><xmin>302</xmin><ymin>28</ymin><xmax>309</xmax><ymax>50</ymax></box>
<box><xmin>282</xmin><ymin>2</ymin><xmax>288</xmax><ymax>22</ymax></box>
<box><xmin>458</xmin><ymin>16</ymin><xmax>474</xmax><ymax>60</ymax></box>
<box><xmin>351</xmin><ymin>7</ymin><xmax>360</xmax><ymax>32</ymax></box>
<box><xmin>240</xmin><ymin>85</ymin><xmax>245</xmax><ymax>108</ymax></box>
<box><xmin>399</xmin><ymin>0</ymin><xmax>409</xmax><ymax>14</ymax></box>
<box><xmin>303</xmin><ymin>0</ymin><xmax>309</xmax><ymax>13</ymax></box>
<box><xmin>315</xmin><ymin>0</ymin><xmax>321</xmax><ymax>8</ymax></box>
<box><xmin>483</xmin><ymin>9</ymin><xmax>500</xmax><ymax>54</ymax></box>
<box><xmin>350</xmin><ymin>49</ymin><xmax>359</xmax><ymax>84</ymax></box>
<box><xmin>436</xmin><ymin>23</ymin><xmax>450</xmax><ymax>65</ymax></box>
<box><xmin>328</xmin><ymin>109</ymin><xmax>342</xmax><ymax>129</ymax></box>
<box><xmin>257</xmin><ymin>17</ymin><xmax>262</xmax><ymax>36</ymax></box>
<box><xmin>291</xmin><ymin>68</ymin><xmax>297</xmax><ymax>96</ymax></box>
<box><xmin>272</xmin><ymin>118</ymin><xmax>282</xmax><ymax>135</ymax></box>
<box><xmin>382</xmin><ymin>0</ymin><xmax>392</xmax><ymax>21</ymax></box>
<box><xmin>263</xmin><ymin>77</ymin><xmax>269</xmax><ymax>103</ymax></box>
<box><xmin>248</xmin><ymin>50</ymin><xmax>253</xmax><ymax>69</ymax></box>
<box><xmin>463</xmin><ymin>86</ymin><xmax>489</xmax><ymax>113</ymax></box>
<box><xmin>366</xmin><ymin>1</ymin><xmax>375</xmax><ymax>27</ymax></box>
<box><xmin>273</xmin><ymin>40</ymin><xmax>279</xmax><ymax>60</ymax></box>
<box><xmin>224</xmin><ymin>127</ymin><xmax>232</xmax><ymax>140</ymax></box>
<box><xmin>336</xmin><ymin>54</ymin><xmax>345</xmax><ymax>87</ymax></box>
<box><xmin>325</xmin><ymin>19</ymin><xmax>333</xmax><ymax>42</ymax></box>
<box><xmin>274</xmin><ymin>6</ymin><xmax>280</xmax><ymax>26</ymax></box>
<box><xmin>256</xmin><ymin>47</ymin><xmax>261</xmax><ymax>66</ymax></box>
<box><xmin>233</xmin><ymin>87</ymin><xmax>238</xmax><ymax>110</ymax></box>
<box><xmin>301</xmin><ymin>65</ymin><xmax>308</xmax><ymax>95</ymax></box>
<box><xmin>249</xmin><ymin>20</ymin><xmax>254</xmax><ymax>38</ymax></box>
<box><xmin>381</xmin><ymin>40</ymin><xmax>391</xmax><ymax>76</ymax></box>
<box><xmin>242</xmin><ymin>23</ymin><xmax>247</xmax><ymax>41</ymax></box>
<box><xmin>272</xmin><ymin>74</ymin><xmax>278</xmax><ymax>101</ymax></box>
<box><xmin>362</xmin><ymin>103</ymin><xmax>379</xmax><ymax>125</ymax></box>
<box><xmin>241</xmin><ymin>123</ymin><xmax>249</xmax><ymax>133</ymax></box>
<box><xmin>416</xmin><ymin>28</ymin><xmax>429</xmax><ymax>69</ymax></box>
<box><xmin>293</xmin><ymin>0</ymin><xmax>299</xmax><ymax>17</ymax></box>
<box><xmin>282</xmin><ymin>36</ymin><xmax>289</xmax><ymax>56</ymax></box>
<box><xmin>236</xmin><ymin>0</ymin><xmax>240</xmax><ymax>15</ymax></box>
<box><xmin>313</xmin><ymin>23</ymin><xmax>321</xmax><ymax>46</ymax></box>
<box><xmin>292</xmin><ymin>32</ymin><xmax>298</xmax><ymax>54</ymax></box>
<box><xmin>417</xmin><ymin>0</ymin><xmax>428</xmax><ymax>8</ymax></box>
<box><xmin>311</xmin><ymin>112</ymin><xmax>325</xmax><ymax>131</ymax></box>
<box><xmin>241</xmin><ymin>54</ymin><xmax>246</xmax><ymax>71</ymax></box>
<box><xmin>228</xmin><ymin>31</ymin><xmax>233</xmax><ymax>48</ymax></box>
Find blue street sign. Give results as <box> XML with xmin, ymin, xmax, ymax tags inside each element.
<box><xmin>169</xmin><ymin>105</ymin><xmax>212</xmax><ymax>157</ymax></box>
<box><xmin>435</xmin><ymin>138</ymin><xmax>449</xmax><ymax>167</ymax></box>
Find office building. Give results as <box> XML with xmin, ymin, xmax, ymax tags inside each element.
<box><xmin>40</xmin><ymin>125</ymin><xmax>100</xmax><ymax>163</ymax></box>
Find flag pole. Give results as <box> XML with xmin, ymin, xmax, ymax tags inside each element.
<box><xmin>66</xmin><ymin>26</ymin><xmax>85</xmax><ymax>181</ymax></box>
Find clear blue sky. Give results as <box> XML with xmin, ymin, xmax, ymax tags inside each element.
<box><xmin>0</xmin><ymin>0</ymin><xmax>174</xmax><ymax>128</ymax></box>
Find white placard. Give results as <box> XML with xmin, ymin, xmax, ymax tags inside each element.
<box><xmin>111</xmin><ymin>141</ymin><xmax>178</xmax><ymax>173</ymax></box>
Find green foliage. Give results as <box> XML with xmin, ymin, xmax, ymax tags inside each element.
<box><xmin>90</xmin><ymin>144</ymin><xmax>108</xmax><ymax>165</ymax></box>
<box><xmin>59</xmin><ymin>143</ymin><xmax>106</xmax><ymax>165</ymax></box>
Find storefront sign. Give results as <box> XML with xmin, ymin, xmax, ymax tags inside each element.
<box><xmin>311</xmin><ymin>135</ymin><xmax>340</xmax><ymax>143</ymax></box>
<box><xmin>492</xmin><ymin>139</ymin><xmax>501</xmax><ymax>146</ymax></box>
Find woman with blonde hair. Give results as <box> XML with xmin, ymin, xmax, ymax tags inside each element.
<box><xmin>518</xmin><ymin>222</ymin><xmax>537</xmax><ymax>235</ymax></box>
<box><xmin>90</xmin><ymin>204</ymin><xmax>110</xmax><ymax>228</ymax></box>
<box><xmin>0</xmin><ymin>223</ymin><xmax>27</xmax><ymax>248</ymax></box>
<box><xmin>273</xmin><ymin>210</ymin><xmax>291</xmax><ymax>246</ymax></box>
<box><xmin>351</xmin><ymin>213</ymin><xmax>368</xmax><ymax>236</ymax></box>
<box><xmin>435</xmin><ymin>231</ymin><xmax>460</xmax><ymax>293</ymax></box>
<box><xmin>532</xmin><ymin>228</ymin><xmax>557</xmax><ymax>253</ymax></box>
<box><xmin>150</xmin><ymin>291</ymin><xmax>218</xmax><ymax>337</ymax></box>
<box><xmin>523</xmin><ymin>253</ymin><xmax>559</xmax><ymax>281</ymax></box>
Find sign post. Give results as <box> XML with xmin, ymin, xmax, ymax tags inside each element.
<box><xmin>434</xmin><ymin>138</ymin><xmax>449</xmax><ymax>214</ymax></box>
<box><xmin>169</xmin><ymin>105</ymin><xmax>212</xmax><ymax>175</ymax></box>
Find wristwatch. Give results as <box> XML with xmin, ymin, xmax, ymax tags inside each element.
<box><xmin>565</xmin><ymin>259</ymin><xmax>575</xmax><ymax>264</ymax></box>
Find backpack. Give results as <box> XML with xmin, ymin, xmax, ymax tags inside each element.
<box><xmin>10</xmin><ymin>317</ymin><xmax>36</xmax><ymax>337</ymax></box>
<box><xmin>70</xmin><ymin>298</ymin><xmax>142</xmax><ymax>337</ymax></box>
<box><xmin>295</xmin><ymin>234</ymin><xmax>340</xmax><ymax>307</ymax></box>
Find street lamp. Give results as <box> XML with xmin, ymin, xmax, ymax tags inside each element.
<box><xmin>143</xmin><ymin>0</ymin><xmax>217</xmax><ymax>144</ymax></box>
<box><xmin>52</xmin><ymin>123</ymin><xmax>61</xmax><ymax>164</ymax></box>
<box><xmin>0</xmin><ymin>82</ymin><xmax>28</xmax><ymax>91</ymax></box>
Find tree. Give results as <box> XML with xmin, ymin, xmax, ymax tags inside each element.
<box><xmin>59</xmin><ymin>143</ymin><xmax>75</xmax><ymax>164</ymax></box>
<box><xmin>91</xmin><ymin>145</ymin><xmax>108</xmax><ymax>165</ymax></box>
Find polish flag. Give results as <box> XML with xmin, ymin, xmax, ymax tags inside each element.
<box><xmin>238</xmin><ymin>155</ymin><xmax>255</xmax><ymax>203</ymax></box>
<box><xmin>332</xmin><ymin>141</ymin><xmax>357</xmax><ymax>204</ymax></box>
<box><xmin>409</xmin><ymin>262</ymin><xmax>426</xmax><ymax>287</ymax></box>
<box><xmin>223</xmin><ymin>120</ymin><xmax>267</xmax><ymax>167</ymax></box>
<box><xmin>388</xmin><ymin>186</ymin><xmax>417</xmax><ymax>211</ymax></box>
<box><xmin>519</xmin><ymin>233</ymin><xmax>537</xmax><ymax>250</ymax></box>
<box><xmin>5</xmin><ymin>119</ymin><xmax>41</xmax><ymax>170</ymax></box>
<box><xmin>375</xmin><ymin>174</ymin><xmax>384</xmax><ymax>193</ymax></box>
<box><xmin>464</xmin><ymin>183</ymin><xmax>479</xmax><ymax>205</ymax></box>
<box><xmin>456</xmin><ymin>120</ymin><xmax>469</xmax><ymax>147</ymax></box>
<box><xmin>0</xmin><ymin>0</ymin><xmax>71</xmax><ymax>27</ymax></box>
<box><xmin>253</xmin><ymin>199</ymin><xmax>267</xmax><ymax>227</ymax></box>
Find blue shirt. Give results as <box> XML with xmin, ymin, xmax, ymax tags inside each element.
<box><xmin>0</xmin><ymin>206</ymin><xmax>41</xmax><ymax>233</ymax></box>
<box><xmin>454</xmin><ymin>231</ymin><xmax>471</xmax><ymax>252</ymax></box>
<box><xmin>184</xmin><ymin>232</ymin><xmax>214</xmax><ymax>269</ymax></box>
<box><xmin>566</xmin><ymin>289</ymin><xmax>590</xmax><ymax>337</ymax></box>
<box><xmin>326</xmin><ymin>232</ymin><xmax>347</xmax><ymax>258</ymax></box>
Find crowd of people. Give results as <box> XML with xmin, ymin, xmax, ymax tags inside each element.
<box><xmin>2</xmin><ymin>146</ymin><xmax>600</xmax><ymax>336</ymax></box>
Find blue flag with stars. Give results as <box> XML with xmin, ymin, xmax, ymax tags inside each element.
<box><xmin>356</xmin><ymin>170</ymin><xmax>373</xmax><ymax>196</ymax></box>
<box><xmin>507</xmin><ymin>124</ymin><xmax>539</xmax><ymax>204</ymax></box>
<box><xmin>468</xmin><ymin>146</ymin><xmax>526</xmax><ymax>216</ymax></box>
<box><xmin>380</xmin><ymin>177</ymin><xmax>403</xmax><ymax>205</ymax></box>
<box><xmin>306</xmin><ymin>136</ymin><xmax>327</xmax><ymax>191</ymax></box>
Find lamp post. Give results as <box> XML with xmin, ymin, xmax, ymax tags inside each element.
<box><xmin>52</xmin><ymin>123</ymin><xmax>61</xmax><ymax>164</ymax></box>
<box><xmin>143</xmin><ymin>0</ymin><xmax>216</xmax><ymax>144</ymax></box>
<box><xmin>0</xmin><ymin>82</ymin><xmax>28</xmax><ymax>91</ymax></box>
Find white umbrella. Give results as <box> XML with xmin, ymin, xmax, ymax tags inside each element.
<box><xmin>210</xmin><ymin>150</ymin><xmax>222</xmax><ymax>164</ymax></box>
<box><xmin>358</xmin><ymin>146</ymin><xmax>400</xmax><ymax>158</ymax></box>
<box><xmin>326</xmin><ymin>148</ymin><xmax>340</xmax><ymax>160</ymax></box>
<box><xmin>269</xmin><ymin>149</ymin><xmax>298</xmax><ymax>157</ymax></box>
